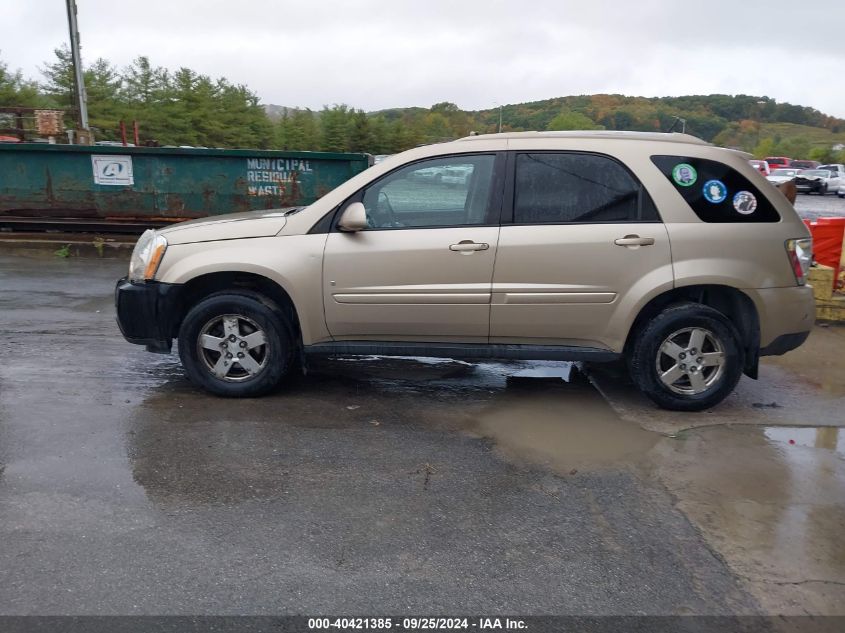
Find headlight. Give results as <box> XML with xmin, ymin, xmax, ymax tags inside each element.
<box><xmin>128</xmin><ymin>229</ymin><xmax>167</xmax><ymax>282</ymax></box>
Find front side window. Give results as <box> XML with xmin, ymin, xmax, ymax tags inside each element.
<box><xmin>512</xmin><ymin>152</ymin><xmax>657</xmax><ymax>224</ymax></box>
<box><xmin>360</xmin><ymin>155</ymin><xmax>495</xmax><ymax>229</ymax></box>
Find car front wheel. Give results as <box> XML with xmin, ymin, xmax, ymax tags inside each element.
<box><xmin>628</xmin><ymin>303</ymin><xmax>744</xmax><ymax>411</ymax></box>
<box><xmin>177</xmin><ymin>291</ymin><xmax>294</xmax><ymax>397</ymax></box>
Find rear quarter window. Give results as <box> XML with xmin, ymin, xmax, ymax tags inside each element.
<box><xmin>651</xmin><ymin>155</ymin><xmax>781</xmax><ymax>223</ymax></box>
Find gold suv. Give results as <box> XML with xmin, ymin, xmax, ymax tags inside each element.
<box><xmin>115</xmin><ymin>132</ymin><xmax>814</xmax><ymax>410</ymax></box>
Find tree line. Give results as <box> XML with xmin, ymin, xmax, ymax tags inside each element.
<box><xmin>1</xmin><ymin>48</ymin><xmax>844</xmax><ymax>161</ymax></box>
<box><xmin>2</xmin><ymin>48</ymin><xmax>272</xmax><ymax>148</ymax></box>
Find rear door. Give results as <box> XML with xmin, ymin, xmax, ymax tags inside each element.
<box><xmin>490</xmin><ymin>151</ymin><xmax>673</xmax><ymax>351</ymax></box>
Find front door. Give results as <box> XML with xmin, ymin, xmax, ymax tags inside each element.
<box><xmin>490</xmin><ymin>151</ymin><xmax>673</xmax><ymax>351</ymax></box>
<box><xmin>323</xmin><ymin>153</ymin><xmax>502</xmax><ymax>342</ymax></box>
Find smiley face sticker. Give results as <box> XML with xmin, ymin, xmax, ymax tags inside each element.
<box><xmin>702</xmin><ymin>180</ymin><xmax>728</xmax><ymax>204</ymax></box>
<box><xmin>672</xmin><ymin>163</ymin><xmax>698</xmax><ymax>187</ymax></box>
<box><xmin>733</xmin><ymin>191</ymin><xmax>757</xmax><ymax>215</ymax></box>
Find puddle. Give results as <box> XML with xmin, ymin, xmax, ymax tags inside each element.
<box><xmin>764</xmin><ymin>426</ymin><xmax>845</xmax><ymax>458</ymax></box>
<box><xmin>128</xmin><ymin>358</ymin><xmax>663</xmax><ymax>503</ymax></box>
<box><xmin>319</xmin><ymin>355</ymin><xmax>477</xmax><ymax>382</ymax></box>
<box><xmin>478</xmin><ymin>361</ymin><xmax>575</xmax><ymax>380</ymax></box>
<box><xmin>470</xmin><ymin>379</ymin><xmax>659</xmax><ymax>474</ymax></box>
<box><xmin>334</xmin><ymin>355</ymin><xmax>473</xmax><ymax>367</ymax></box>
<box><xmin>651</xmin><ymin>423</ymin><xmax>845</xmax><ymax>613</ymax></box>
<box><xmin>311</xmin><ymin>357</ymin><xmax>581</xmax><ymax>398</ymax></box>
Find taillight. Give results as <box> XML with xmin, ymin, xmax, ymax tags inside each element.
<box><xmin>785</xmin><ymin>238</ymin><xmax>812</xmax><ymax>285</ymax></box>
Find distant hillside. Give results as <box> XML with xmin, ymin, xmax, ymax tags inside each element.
<box><xmin>269</xmin><ymin>95</ymin><xmax>845</xmax><ymax>139</ymax></box>
<box><xmin>464</xmin><ymin>94</ymin><xmax>843</xmax><ymax>140</ymax></box>
<box><xmin>265</xmin><ymin>95</ymin><xmax>845</xmax><ymax>160</ymax></box>
<box><xmin>706</xmin><ymin>120</ymin><xmax>845</xmax><ymax>160</ymax></box>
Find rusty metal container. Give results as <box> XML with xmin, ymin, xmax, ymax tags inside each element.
<box><xmin>0</xmin><ymin>143</ymin><xmax>371</xmax><ymax>221</ymax></box>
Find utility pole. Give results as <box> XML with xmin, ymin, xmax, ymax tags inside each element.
<box><xmin>65</xmin><ymin>0</ymin><xmax>90</xmax><ymax>141</ymax></box>
<box><xmin>498</xmin><ymin>105</ymin><xmax>503</xmax><ymax>133</ymax></box>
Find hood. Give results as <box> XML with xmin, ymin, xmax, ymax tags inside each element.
<box><xmin>158</xmin><ymin>208</ymin><xmax>296</xmax><ymax>245</ymax></box>
<box><xmin>767</xmin><ymin>176</ymin><xmax>794</xmax><ymax>184</ymax></box>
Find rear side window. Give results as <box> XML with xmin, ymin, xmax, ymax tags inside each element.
<box><xmin>513</xmin><ymin>152</ymin><xmax>659</xmax><ymax>224</ymax></box>
<box><xmin>651</xmin><ymin>155</ymin><xmax>781</xmax><ymax>223</ymax></box>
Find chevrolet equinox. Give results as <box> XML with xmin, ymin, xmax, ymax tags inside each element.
<box><xmin>115</xmin><ymin>131</ymin><xmax>814</xmax><ymax>410</ymax></box>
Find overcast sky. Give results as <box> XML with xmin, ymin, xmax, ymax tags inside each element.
<box><xmin>2</xmin><ymin>0</ymin><xmax>844</xmax><ymax>117</ymax></box>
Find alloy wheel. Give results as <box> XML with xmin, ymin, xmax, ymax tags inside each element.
<box><xmin>655</xmin><ymin>327</ymin><xmax>725</xmax><ymax>395</ymax></box>
<box><xmin>197</xmin><ymin>314</ymin><xmax>269</xmax><ymax>382</ymax></box>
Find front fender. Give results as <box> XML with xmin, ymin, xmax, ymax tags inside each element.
<box><xmin>156</xmin><ymin>234</ymin><xmax>330</xmax><ymax>345</ymax></box>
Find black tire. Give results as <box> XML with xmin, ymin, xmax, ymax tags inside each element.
<box><xmin>820</xmin><ymin>185</ymin><xmax>828</xmax><ymax>196</ymax></box>
<box><xmin>627</xmin><ymin>302</ymin><xmax>744</xmax><ymax>411</ymax></box>
<box><xmin>177</xmin><ymin>291</ymin><xmax>294</xmax><ymax>397</ymax></box>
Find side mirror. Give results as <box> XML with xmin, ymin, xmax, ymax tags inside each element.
<box><xmin>337</xmin><ymin>202</ymin><xmax>369</xmax><ymax>232</ymax></box>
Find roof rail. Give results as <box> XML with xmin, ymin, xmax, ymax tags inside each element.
<box><xmin>457</xmin><ymin>130</ymin><xmax>710</xmax><ymax>145</ymax></box>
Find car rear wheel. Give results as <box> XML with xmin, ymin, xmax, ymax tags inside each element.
<box><xmin>628</xmin><ymin>303</ymin><xmax>744</xmax><ymax>411</ymax></box>
<box><xmin>178</xmin><ymin>291</ymin><xmax>294</xmax><ymax>397</ymax></box>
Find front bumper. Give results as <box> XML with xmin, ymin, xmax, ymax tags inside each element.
<box><xmin>114</xmin><ymin>277</ymin><xmax>185</xmax><ymax>353</ymax></box>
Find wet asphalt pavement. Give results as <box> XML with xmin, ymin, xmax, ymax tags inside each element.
<box><xmin>0</xmin><ymin>252</ymin><xmax>843</xmax><ymax>616</ymax></box>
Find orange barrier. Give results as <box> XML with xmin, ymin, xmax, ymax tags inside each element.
<box><xmin>807</xmin><ymin>218</ymin><xmax>845</xmax><ymax>289</ymax></box>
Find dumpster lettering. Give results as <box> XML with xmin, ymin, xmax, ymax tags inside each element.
<box><xmin>246</xmin><ymin>158</ymin><xmax>312</xmax><ymax>196</ymax></box>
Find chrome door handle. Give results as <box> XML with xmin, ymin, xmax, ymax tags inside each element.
<box><xmin>449</xmin><ymin>241</ymin><xmax>489</xmax><ymax>252</ymax></box>
<box><xmin>614</xmin><ymin>235</ymin><xmax>655</xmax><ymax>247</ymax></box>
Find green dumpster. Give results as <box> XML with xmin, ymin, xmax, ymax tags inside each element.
<box><xmin>0</xmin><ymin>143</ymin><xmax>372</xmax><ymax>220</ymax></box>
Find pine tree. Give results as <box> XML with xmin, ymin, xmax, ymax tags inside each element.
<box><xmin>0</xmin><ymin>58</ymin><xmax>42</xmax><ymax>107</ymax></box>
<box><xmin>276</xmin><ymin>109</ymin><xmax>319</xmax><ymax>150</ymax></box>
<box><xmin>84</xmin><ymin>58</ymin><xmax>123</xmax><ymax>138</ymax></box>
<box><xmin>319</xmin><ymin>104</ymin><xmax>351</xmax><ymax>152</ymax></box>
<box><xmin>39</xmin><ymin>45</ymin><xmax>76</xmax><ymax>109</ymax></box>
<box><xmin>348</xmin><ymin>110</ymin><xmax>374</xmax><ymax>153</ymax></box>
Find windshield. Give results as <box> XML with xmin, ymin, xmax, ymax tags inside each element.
<box><xmin>800</xmin><ymin>170</ymin><xmax>830</xmax><ymax>177</ymax></box>
<box><xmin>771</xmin><ymin>169</ymin><xmax>797</xmax><ymax>176</ymax></box>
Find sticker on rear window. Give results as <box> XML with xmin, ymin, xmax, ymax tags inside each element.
<box><xmin>702</xmin><ymin>180</ymin><xmax>727</xmax><ymax>204</ymax></box>
<box><xmin>651</xmin><ymin>155</ymin><xmax>780</xmax><ymax>223</ymax></box>
<box><xmin>672</xmin><ymin>163</ymin><xmax>698</xmax><ymax>187</ymax></box>
<box><xmin>733</xmin><ymin>191</ymin><xmax>757</xmax><ymax>215</ymax></box>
